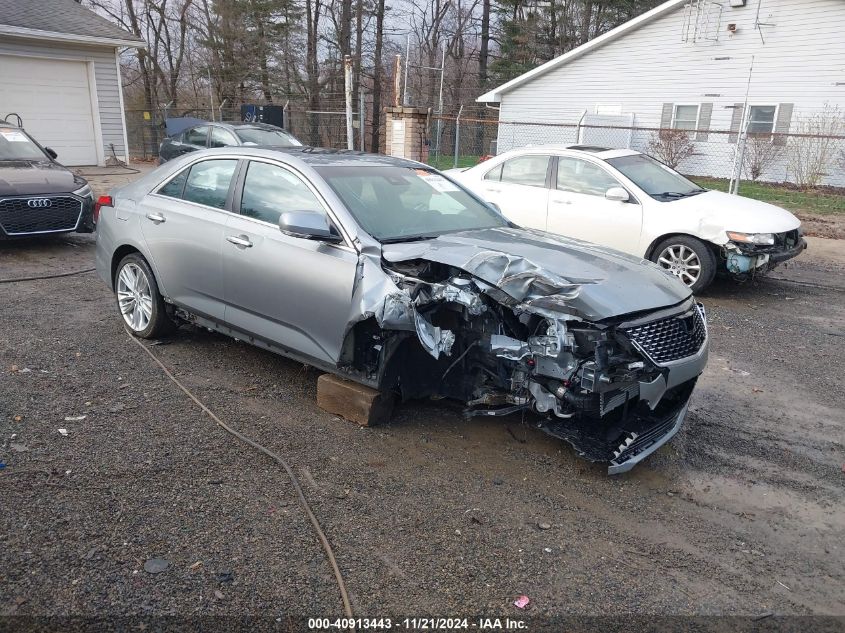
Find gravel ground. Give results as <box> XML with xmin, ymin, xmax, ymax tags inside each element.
<box><xmin>1</xmin><ymin>219</ymin><xmax>843</xmax><ymax>629</ymax></box>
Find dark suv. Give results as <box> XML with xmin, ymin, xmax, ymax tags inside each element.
<box><xmin>0</xmin><ymin>122</ymin><xmax>95</xmax><ymax>239</ymax></box>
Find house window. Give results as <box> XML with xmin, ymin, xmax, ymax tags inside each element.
<box><xmin>747</xmin><ymin>105</ymin><xmax>777</xmax><ymax>135</ymax></box>
<box><xmin>595</xmin><ymin>104</ymin><xmax>622</xmax><ymax>115</ymax></box>
<box><xmin>672</xmin><ymin>105</ymin><xmax>700</xmax><ymax>131</ymax></box>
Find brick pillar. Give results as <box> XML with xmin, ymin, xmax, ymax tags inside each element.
<box><xmin>384</xmin><ymin>106</ymin><xmax>430</xmax><ymax>163</ymax></box>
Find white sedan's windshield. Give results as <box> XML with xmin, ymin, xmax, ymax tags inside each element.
<box><xmin>606</xmin><ymin>154</ymin><xmax>704</xmax><ymax>200</ymax></box>
<box><xmin>316</xmin><ymin>166</ymin><xmax>508</xmax><ymax>242</ymax></box>
<box><xmin>0</xmin><ymin>128</ymin><xmax>48</xmax><ymax>161</ymax></box>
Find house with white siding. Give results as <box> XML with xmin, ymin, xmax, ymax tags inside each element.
<box><xmin>477</xmin><ymin>0</ymin><xmax>845</xmax><ymax>186</ymax></box>
<box><xmin>0</xmin><ymin>0</ymin><xmax>144</xmax><ymax>166</ymax></box>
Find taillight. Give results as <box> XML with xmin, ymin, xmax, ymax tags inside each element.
<box><xmin>93</xmin><ymin>195</ymin><xmax>112</xmax><ymax>224</ymax></box>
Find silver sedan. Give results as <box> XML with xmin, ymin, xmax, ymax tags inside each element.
<box><xmin>95</xmin><ymin>148</ymin><xmax>708</xmax><ymax>473</ymax></box>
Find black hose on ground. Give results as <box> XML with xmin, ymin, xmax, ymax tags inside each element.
<box><xmin>0</xmin><ymin>268</ymin><xmax>96</xmax><ymax>284</ymax></box>
<box><xmin>126</xmin><ymin>332</ymin><xmax>354</xmax><ymax>619</ymax></box>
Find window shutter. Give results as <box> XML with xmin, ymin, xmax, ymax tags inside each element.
<box><xmin>773</xmin><ymin>103</ymin><xmax>794</xmax><ymax>146</ymax></box>
<box><xmin>696</xmin><ymin>103</ymin><xmax>713</xmax><ymax>141</ymax></box>
<box><xmin>728</xmin><ymin>103</ymin><xmax>744</xmax><ymax>143</ymax></box>
<box><xmin>660</xmin><ymin>103</ymin><xmax>674</xmax><ymax>129</ymax></box>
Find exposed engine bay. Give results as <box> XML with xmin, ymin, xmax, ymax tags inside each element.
<box><xmin>341</xmin><ymin>252</ymin><xmax>708</xmax><ymax>474</ymax></box>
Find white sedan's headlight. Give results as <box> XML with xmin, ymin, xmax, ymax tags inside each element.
<box><xmin>726</xmin><ymin>231</ymin><xmax>775</xmax><ymax>245</ymax></box>
<box><xmin>73</xmin><ymin>183</ymin><xmax>93</xmax><ymax>198</ymax></box>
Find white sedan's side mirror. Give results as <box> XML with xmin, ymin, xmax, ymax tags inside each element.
<box><xmin>605</xmin><ymin>187</ymin><xmax>630</xmax><ymax>202</ymax></box>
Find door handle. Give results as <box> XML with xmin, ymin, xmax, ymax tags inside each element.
<box><xmin>486</xmin><ymin>187</ymin><xmax>501</xmax><ymax>193</ymax></box>
<box><xmin>550</xmin><ymin>198</ymin><xmax>572</xmax><ymax>205</ymax></box>
<box><xmin>145</xmin><ymin>212</ymin><xmax>166</xmax><ymax>223</ymax></box>
<box><xmin>226</xmin><ymin>235</ymin><xmax>253</xmax><ymax>248</ymax></box>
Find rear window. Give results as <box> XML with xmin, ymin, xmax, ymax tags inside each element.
<box><xmin>156</xmin><ymin>159</ymin><xmax>238</xmax><ymax>210</ymax></box>
<box><xmin>235</xmin><ymin>127</ymin><xmax>302</xmax><ymax>147</ymax></box>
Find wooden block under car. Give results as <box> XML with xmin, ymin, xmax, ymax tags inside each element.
<box><xmin>316</xmin><ymin>373</ymin><xmax>395</xmax><ymax>427</ymax></box>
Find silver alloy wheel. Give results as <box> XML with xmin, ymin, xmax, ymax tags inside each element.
<box><xmin>657</xmin><ymin>244</ymin><xmax>702</xmax><ymax>287</ymax></box>
<box><xmin>117</xmin><ymin>263</ymin><xmax>153</xmax><ymax>332</ymax></box>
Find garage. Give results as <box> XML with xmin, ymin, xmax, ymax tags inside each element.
<box><xmin>0</xmin><ymin>55</ymin><xmax>99</xmax><ymax>165</ymax></box>
<box><xmin>0</xmin><ymin>0</ymin><xmax>144</xmax><ymax>166</ymax></box>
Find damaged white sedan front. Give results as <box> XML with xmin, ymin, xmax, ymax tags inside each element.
<box><xmin>96</xmin><ymin>147</ymin><xmax>708</xmax><ymax>475</ymax></box>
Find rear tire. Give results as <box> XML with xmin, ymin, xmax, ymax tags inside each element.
<box><xmin>650</xmin><ymin>236</ymin><xmax>716</xmax><ymax>293</ymax></box>
<box><xmin>115</xmin><ymin>253</ymin><xmax>175</xmax><ymax>338</ymax></box>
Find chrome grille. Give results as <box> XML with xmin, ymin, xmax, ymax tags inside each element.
<box><xmin>623</xmin><ymin>306</ymin><xmax>706</xmax><ymax>364</ymax></box>
<box><xmin>0</xmin><ymin>196</ymin><xmax>83</xmax><ymax>236</ymax></box>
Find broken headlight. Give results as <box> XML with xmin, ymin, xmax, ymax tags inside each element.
<box><xmin>726</xmin><ymin>231</ymin><xmax>775</xmax><ymax>246</ymax></box>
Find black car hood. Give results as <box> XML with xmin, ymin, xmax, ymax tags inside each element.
<box><xmin>381</xmin><ymin>226</ymin><xmax>691</xmax><ymax>321</ymax></box>
<box><xmin>0</xmin><ymin>160</ymin><xmax>79</xmax><ymax>195</ymax></box>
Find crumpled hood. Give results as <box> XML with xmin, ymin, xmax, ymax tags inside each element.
<box><xmin>0</xmin><ymin>161</ymin><xmax>79</xmax><ymax>195</ymax></box>
<box><xmin>673</xmin><ymin>190</ymin><xmax>801</xmax><ymax>235</ymax></box>
<box><xmin>381</xmin><ymin>226</ymin><xmax>691</xmax><ymax>321</ymax></box>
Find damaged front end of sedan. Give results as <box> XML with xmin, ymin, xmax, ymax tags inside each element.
<box><xmin>340</xmin><ymin>238</ymin><xmax>708</xmax><ymax>474</ymax></box>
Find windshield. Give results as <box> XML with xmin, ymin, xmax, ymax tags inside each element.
<box><xmin>0</xmin><ymin>127</ymin><xmax>49</xmax><ymax>160</ymax></box>
<box><xmin>235</xmin><ymin>127</ymin><xmax>303</xmax><ymax>147</ymax></box>
<box><xmin>606</xmin><ymin>154</ymin><xmax>704</xmax><ymax>200</ymax></box>
<box><xmin>316</xmin><ymin>165</ymin><xmax>508</xmax><ymax>242</ymax></box>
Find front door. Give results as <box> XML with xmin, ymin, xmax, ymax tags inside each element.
<box><xmin>546</xmin><ymin>156</ymin><xmax>643</xmax><ymax>254</ymax></box>
<box><xmin>222</xmin><ymin>160</ymin><xmax>358</xmax><ymax>365</ymax></box>
<box><xmin>477</xmin><ymin>154</ymin><xmax>551</xmax><ymax>229</ymax></box>
<box><xmin>139</xmin><ymin>158</ymin><xmax>239</xmax><ymax>320</ymax></box>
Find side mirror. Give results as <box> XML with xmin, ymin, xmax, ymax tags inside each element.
<box><xmin>605</xmin><ymin>186</ymin><xmax>630</xmax><ymax>202</ymax></box>
<box><xmin>279</xmin><ymin>211</ymin><xmax>343</xmax><ymax>243</ymax></box>
<box><xmin>45</xmin><ymin>147</ymin><xmax>58</xmax><ymax>160</ymax></box>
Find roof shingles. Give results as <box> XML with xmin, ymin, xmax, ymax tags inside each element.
<box><xmin>0</xmin><ymin>0</ymin><xmax>143</xmax><ymax>44</ymax></box>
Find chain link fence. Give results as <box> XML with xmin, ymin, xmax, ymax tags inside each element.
<box><xmin>430</xmin><ymin>114</ymin><xmax>845</xmax><ymax>193</ymax></box>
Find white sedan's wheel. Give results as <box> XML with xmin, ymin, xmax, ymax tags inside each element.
<box><xmin>650</xmin><ymin>236</ymin><xmax>717</xmax><ymax>293</ymax></box>
<box><xmin>117</xmin><ymin>263</ymin><xmax>153</xmax><ymax>332</ymax></box>
<box><xmin>657</xmin><ymin>244</ymin><xmax>702</xmax><ymax>288</ymax></box>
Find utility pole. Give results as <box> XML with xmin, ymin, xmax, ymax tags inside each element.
<box><xmin>344</xmin><ymin>55</ymin><xmax>354</xmax><ymax>150</ymax></box>
<box><xmin>393</xmin><ymin>55</ymin><xmax>402</xmax><ymax>107</ymax></box>
<box><xmin>207</xmin><ymin>68</ymin><xmax>215</xmax><ymax>122</ymax></box>
<box><xmin>403</xmin><ymin>35</ymin><xmax>410</xmax><ymax>106</ymax></box>
<box><xmin>729</xmin><ymin>55</ymin><xmax>755</xmax><ymax>195</ymax></box>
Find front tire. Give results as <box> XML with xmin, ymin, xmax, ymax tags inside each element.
<box><xmin>115</xmin><ymin>254</ymin><xmax>175</xmax><ymax>338</ymax></box>
<box><xmin>650</xmin><ymin>236</ymin><xmax>716</xmax><ymax>293</ymax></box>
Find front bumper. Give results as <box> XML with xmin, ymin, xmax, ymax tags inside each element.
<box><xmin>724</xmin><ymin>235</ymin><xmax>807</xmax><ymax>274</ymax></box>
<box><xmin>608</xmin><ymin>398</ymin><xmax>690</xmax><ymax>474</ymax></box>
<box><xmin>769</xmin><ymin>237</ymin><xmax>807</xmax><ymax>264</ymax></box>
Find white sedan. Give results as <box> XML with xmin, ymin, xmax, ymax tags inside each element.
<box><xmin>445</xmin><ymin>146</ymin><xmax>806</xmax><ymax>292</ymax></box>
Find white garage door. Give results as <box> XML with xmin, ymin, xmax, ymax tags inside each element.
<box><xmin>0</xmin><ymin>55</ymin><xmax>100</xmax><ymax>166</ymax></box>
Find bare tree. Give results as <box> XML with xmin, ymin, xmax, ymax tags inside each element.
<box><xmin>742</xmin><ymin>133</ymin><xmax>784</xmax><ymax>181</ymax></box>
<box><xmin>786</xmin><ymin>105</ymin><xmax>844</xmax><ymax>188</ymax></box>
<box><xmin>647</xmin><ymin>129</ymin><xmax>696</xmax><ymax>170</ymax></box>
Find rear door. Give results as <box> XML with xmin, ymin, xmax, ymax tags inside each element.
<box><xmin>476</xmin><ymin>154</ymin><xmax>551</xmax><ymax>229</ymax></box>
<box><xmin>221</xmin><ymin>159</ymin><xmax>358</xmax><ymax>364</ymax></box>
<box><xmin>546</xmin><ymin>155</ymin><xmax>643</xmax><ymax>253</ymax></box>
<box><xmin>139</xmin><ymin>158</ymin><xmax>239</xmax><ymax>320</ymax></box>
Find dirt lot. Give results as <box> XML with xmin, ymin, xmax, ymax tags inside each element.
<box><xmin>1</xmin><ymin>178</ymin><xmax>844</xmax><ymax>629</ymax></box>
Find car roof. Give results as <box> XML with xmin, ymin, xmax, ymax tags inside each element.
<box><xmin>217</xmin><ymin>121</ymin><xmax>286</xmax><ymax>131</ymax></box>
<box><xmin>196</xmin><ymin>146</ymin><xmax>426</xmax><ymax>169</ymax></box>
<box><xmin>501</xmin><ymin>144</ymin><xmax>640</xmax><ymax>160</ymax></box>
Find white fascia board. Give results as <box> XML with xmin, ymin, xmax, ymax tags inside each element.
<box><xmin>476</xmin><ymin>0</ymin><xmax>686</xmax><ymax>103</ymax></box>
